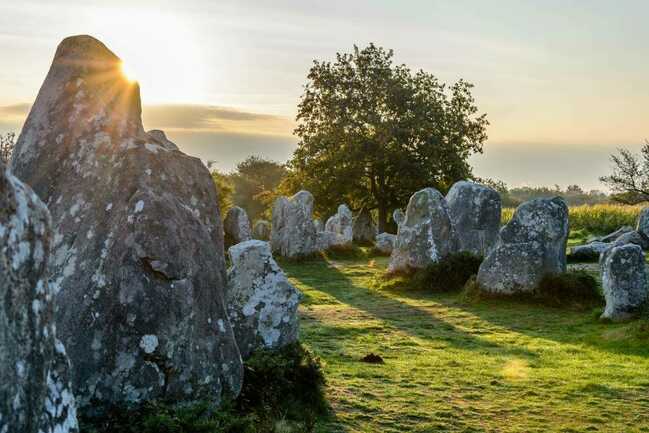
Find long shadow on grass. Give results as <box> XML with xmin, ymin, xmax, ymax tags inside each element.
<box><xmin>284</xmin><ymin>258</ymin><xmax>536</xmax><ymax>360</ymax></box>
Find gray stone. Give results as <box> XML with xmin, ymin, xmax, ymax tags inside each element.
<box><xmin>600</xmin><ymin>244</ymin><xmax>648</xmax><ymax>322</ymax></box>
<box><xmin>637</xmin><ymin>207</ymin><xmax>649</xmax><ymax>239</ymax></box>
<box><xmin>0</xmin><ymin>163</ymin><xmax>78</xmax><ymax>433</ymax></box>
<box><xmin>595</xmin><ymin>225</ymin><xmax>634</xmax><ymax>243</ymax></box>
<box><xmin>568</xmin><ymin>241</ymin><xmax>610</xmax><ymax>261</ymax></box>
<box><xmin>388</xmin><ymin>188</ymin><xmax>457</xmax><ymax>273</ymax></box>
<box><xmin>375</xmin><ymin>232</ymin><xmax>396</xmax><ymax>255</ymax></box>
<box><xmin>353</xmin><ymin>209</ymin><xmax>377</xmax><ymax>243</ymax></box>
<box><xmin>392</xmin><ymin>208</ymin><xmax>405</xmax><ymax>226</ymax></box>
<box><xmin>224</xmin><ymin>206</ymin><xmax>252</xmax><ymax>247</ymax></box>
<box><xmin>271</xmin><ymin>190</ymin><xmax>318</xmax><ymax>258</ymax></box>
<box><xmin>313</xmin><ymin>218</ymin><xmax>324</xmax><ymax>233</ymax></box>
<box><xmin>252</xmin><ymin>220</ymin><xmax>271</xmax><ymax>241</ymax></box>
<box><xmin>11</xmin><ymin>35</ymin><xmax>242</xmax><ymax>410</ymax></box>
<box><xmin>315</xmin><ymin>230</ymin><xmax>339</xmax><ymax>251</ymax></box>
<box><xmin>611</xmin><ymin>230</ymin><xmax>649</xmax><ymax>251</ymax></box>
<box><xmin>226</xmin><ymin>240</ymin><xmax>301</xmax><ymax>359</ymax></box>
<box><xmin>446</xmin><ymin>181</ymin><xmax>501</xmax><ymax>257</ymax></box>
<box><xmin>325</xmin><ymin>204</ymin><xmax>353</xmax><ymax>246</ymax></box>
<box><xmin>477</xmin><ymin>197</ymin><xmax>569</xmax><ymax>294</ymax></box>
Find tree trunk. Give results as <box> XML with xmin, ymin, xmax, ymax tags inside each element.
<box><xmin>377</xmin><ymin>203</ymin><xmax>388</xmax><ymax>234</ymax></box>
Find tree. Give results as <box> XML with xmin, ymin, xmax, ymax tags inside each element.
<box><xmin>288</xmin><ymin>43</ymin><xmax>488</xmax><ymax>231</ymax></box>
<box><xmin>0</xmin><ymin>132</ymin><xmax>15</xmax><ymax>164</ymax></box>
<box><xmin>229</xmin><ymin>156</ymin><xmax>288</xmax><ymax>221</ymax></box>
<box><xmin>207</xmin><ymin>161</ymin><xmax>234</xmax><ymax>216</ymax></box>
<box><xmin>600</xmin><ymin>141</ymin><xmax>649</xmax><ymax>204</ymax></box>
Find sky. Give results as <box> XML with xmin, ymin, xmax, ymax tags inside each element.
<box><xmin>1</xmin><ymin>0</ymin><xmax>648</xmax><ymax>190</ymax></box>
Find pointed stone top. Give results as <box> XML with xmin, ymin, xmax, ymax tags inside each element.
<box><xmin>54</xmin><ymin>34</ymin><xmax>121</xmax><ymax>64</ymax></box>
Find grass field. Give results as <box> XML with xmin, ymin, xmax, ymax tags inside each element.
<box><xmin>283</xmin><ymin>254</ymin><xmax>649</xmax><ymax>433</ymax></box>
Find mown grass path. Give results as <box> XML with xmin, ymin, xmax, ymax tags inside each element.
<box><xmin>282</xmin><ymin>255</ymin><xmax>649</xmax><ymax>433</ymax></box>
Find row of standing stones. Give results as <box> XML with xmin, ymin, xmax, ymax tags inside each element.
<box><xmin>3</xmin><ymin>34</ymin><xmax>649</xmax><ymax>433</ymax></box>
<box><xmin>1</xmin><ymin>35</ymin><xmax>299</xmax><ymax>433</ymax></box>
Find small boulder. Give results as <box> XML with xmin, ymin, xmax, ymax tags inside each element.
<box><xmin>595</xmin><ymin>225</ymin><xmax>634</xmax><ymax>243</ymax></box>
<box><xmin>271</xmin><ymin>190</ymin><xmax>318</xmax><ymax>258</ymax></box>
<box><xmin>446</xmin><ymin>180</ymin><xmax>501</xmax><ymax>257</ymax></box>
<box><xmin>226</xmin><ymin>240</ymin><xmax>301</xmax><ymax>358</ymax></box>
<box><xmin>353</xmin><ymin>209</ymin><xmax>377</xmax><ymax>244</ymax></box>
<box><xmin>252</xmin><ymin>220</ymin><xmax>271</xmax><ymax>241</ymax></box>
<box><xmin>325</xmin><ymin>204</ymin><xmax>354</xmax><ymax>245</ymax></box>
<box><xmin>316</xmin><ymin>230</ymin><xmax>339</xmax><ymax>251</ymax></box>
<box><xmin>0</xmin><ymin>164</ymin><xmax>78</xmax><ymax>433</ymax></box>
<box><xmin>611</xmin><ymin>230</ymin><xmax>649</xmax><ymax>251</ymax></box>
<box><xmin>600</xmin><ymin>244</ymin><xmax>648</xmax><ymax>322</ymax></box>
<box><xmin>568</xmin><ymin>241</ymin><xmax>610</xmax><ymax>261</ymax></box>
<box><xmin>313</xmin><ymin>218</ymin><xmax>324</xmax><ymax>232</ymax></box>
<box><xmin>477</xmin><ymin>197</ymin><xmax>569</xmax><ymax>294</ymax></box>
<box><xmin>392</xmin><ymin>208</ymin><xmax>405</xmax><ymax>226</ymax></box>
<box><xmin>388</xmin><ymin>188</ymin><xmax>457</xmax><ymax>273</ymax></box>
<box><xmin>375</xmin><ymin>232</ymin><xmax>396</xmax><ymax>254</ymax></box>
<box><xmin>224</xmin><ymin>206</ymin><xmax>252</xmax><ymax>247</ymax></box>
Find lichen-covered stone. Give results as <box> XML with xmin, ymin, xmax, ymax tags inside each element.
<box><xmin>392</xmin><ymin>209</ymin><xmax>405</xmax><ymax>227</ymax></box>
<box><xmin>315</xmin><ymin>230</ymin><xmax>338</xmax><ymax>251</ymax></box>
<box><xmin>446</xmin><ymin>181</ymin><xmax>501</xmax><ymax>257</ymax></box>
<box><xmin>375</xmin><ymin>232</ymin><xmax>396</xmax><ymax>254</ymax></box>
<box><xmin>313</xmin><ymin>218</ymin><xmax>324</xmax><ymax>233</ymax></box>
<box><xmin>477</xmin><ymin>197</ymin><xmax>569</xmax><ymax>294</ymax></box>
<box><xmin>226</xmin><ymin>240</ymin><xmax>301</xmax><ymax>358</ymax></box>
<box><xmin>224</xmin><ymin>206</ymin><xmax>252</xmax><ymax>247</ymax></box>
<box><xmin>11</xmin><ymin>35</ymin><xmax>242</xmax><ymax>411</ymax></box>
<box><xmin>595</xmin><ymin>225</ymin><xmax>634</xmax><ymax>243</ymax></box>
<box><xmin>611</xmin><ymin>230</ymin><xmax>649</xmax><ymax>251</ymax></box>
<box><xmin>0</xmin><ymin>163</ymin><xmax>78</xmax><ymax>433</ymax></box>
<box><xmin>600</xmin><ymin>244</ymin><xmax>648</xmax><ymax>322</ymax></box>
<box><xmin>388</xmin><ymin>188</ymin><xmax>457</xmax><ymax>273</ymax></box>
<box><xmin>252</xmin><ymin>220</ymin><xmax>271</xmax><ymax>241</ymax></box>
<box><xmin>353</xmin><ymin>209</ymin><xmax>377</xmax><ymax>244</ymax></box>
<box><xmin>637</xmin><ymin>208</ymin><xmax>649</xmax><ymax>239</ymax></box>
<box><xmin>325</xmin><ymin>204</ymin><xmax>353</xmax><ymax>246</ymax></box>
<box><xmin>271</xmin><ymin>190</ymin><xmax>318</xmax><ymax>258</ymax></box>
<box><xmin>568</xmin><ymin>241</ymin><xmax>610</xmax><ymax>261</ymax></box>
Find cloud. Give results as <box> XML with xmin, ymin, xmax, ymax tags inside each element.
<box><xmin>0</xmin><ymin>103</ymin><xmax>31</xmax><ymax>117</ymax></box>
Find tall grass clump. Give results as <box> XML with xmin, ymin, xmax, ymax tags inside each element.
<box><xmin>502</xmin><ymin>204</ymin><xmax>645</xmax><ymax>234</ymax></box>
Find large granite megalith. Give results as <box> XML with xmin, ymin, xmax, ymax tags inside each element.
<box><xmin>322</xmin><ymin>203</ymin><xmax>354</xmax><ymax>248</ymax></box>
<box><xmin>600</xmin><ymin>244</ymin><xmax>648</xmax><ymax>322</ymax></box>
<box><xmin>271</xmin><ymin>190</ymin><xmax>318</xmax><ymax>258</ymax></box>
<box><xmin>353</xmin><ymin>209</ymin><xmax>377</xmax><ymax>244</ymax></box>
<box><xmin>388</xmin><ymin>188</ymin><xmax>457</xmax><ymax>273</ymax></box>
<box><xmin>224</xmin><ymin>206</ymin><xmax>252</xmax><ymax>247</ymax></box>
<box><xmin>252</xmin><ymin>219</ymin><xmax>271</xmax><ymax>241</ymax></box>
<box><xmin>446</xmin><ymin>181</ymin><xmax>501</xmax><ymax>257</ymax></box>
<box><xmin>0</xmin><ymin>163</ymin><xmax>78</xmax><ymax>433</ymax></box>
<box><xmin>11</xmin><ymin>35</ymin><xmax>243</xmax><ymax>410</ymax></box>
<box><xmin>477</xmin><ymin>197</ymin><xmax>569</xmax><ymax>294</ymax></box>
<box><xmin>226</xmin><ymin>240</ymin><xmax>301</xmax><ymax>359</ymax></box>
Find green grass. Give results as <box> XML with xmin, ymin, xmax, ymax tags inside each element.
<box><xmin>284</xmin><ymin>254</ymin><xmax>649</xmax><ymax>433</ymax></box>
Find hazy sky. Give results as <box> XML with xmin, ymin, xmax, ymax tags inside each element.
<box><xmin>1</xmin><ymin>0</ymin><xmax>648</xmax><ymax>190</ymax></box>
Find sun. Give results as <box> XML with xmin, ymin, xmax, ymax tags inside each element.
<box><xmin>120</xmin><ymin>62</ymin><xmax>137</xmax><ymax>82</ymax></box>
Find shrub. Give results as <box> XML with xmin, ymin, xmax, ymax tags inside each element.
<box><xmin>79</xmin><ymin>343</ymin><xmax>327</xmax><ymax>433</ymax></box>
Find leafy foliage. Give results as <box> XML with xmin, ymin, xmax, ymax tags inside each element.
<box><xmin>288</xmin><ymin>43</ymin><xmax>488</xmax><ymax>231</ymax></box>
<box><xmin>600</xmin><ymin>141</ymin><xmax>649</xmax><ymax>204</ymax></box>
<box><xmin>79</xmin><ymin>343</ymin><xmax>327</xmax><ymax>433</ymax></box>
<box><xmin>0</xmin><ymin>132</ymin><xmax>15</xmax><ymax>164</ymax></box>
<box><xmin>229</xmin><ymin>156</ymin><xmax>288</xmax><ymax>221</ymax></box>
<box><xmin>210</xmin><ymin>168</ymin><xmax>234</xmax><ymax>217</ymax></box>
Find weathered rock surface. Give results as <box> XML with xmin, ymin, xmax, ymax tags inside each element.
<box><xmin>611</xmin><ymin>230</ymin><xmax>649</xmax><ymax>250</ymax></box>
<box><xmin>392</xmin><ymin>209</ymin><xmax>405</xmax><ymax>227</ymax></box>
<box><xmin>446</xmin><ymin>181</ymin><xmax>501</xmax><ymax>257</ymax></box>
<box><xmin>11</xmin><ymin>35</ymin><xmax>242</xmax><ymax>410</ymax></box>
<box><xmin>0</xmin><ymin>164</ymin><xmax>78</xmax><ymax>433</ymax></box>
<box><xmin>325</xmin><ymin>204</ymin><xmax>353</xmax><ymax>245</ymax></box>
<box><xmin>313</xmin><ymin>218</ymin><xmax>324</xmax><ymax>233</ymax></box>
<box><xmin>252</xmin><ymin>219</ymin><xmax>271</xmax><ymax>241</ymax></box>
<box><xmin>600</xmin><ymin>244</ymin><xmax>648</xmax><ymax>322</ymax></box>
<box><xmin>568</xmin><ymin>241</ymin><xmax>610</xmax><ymax>261</ymax></box>
<box><xmin>637</xmin><ymin>208</ymin><xmax>649</xmax><ymax>239</ymax></box>
<box><xmin>226</xmin><ymin>240</ymin><xmax>301</xmax><ymax>358</ymax></box>
<box><xmin>353</xmin><ymin>209</ymin><xmax>377</xmax><ymax>244</ymax></box>
<box><xmin>388</xmin><ymin>188</ymin><xmax>457</xmax><ymax>273</ymax></box>
<box><xmin>271</xmin><ymin>190</ymin><xmax>318</xmax><ymax>258</ymax></box>
<box><xmin>595</xmin><ymin>225</ymin><xmax>634</xmax><ymax>243</ymax></box>
<box><xmin>375</xmin><ymin>232</ymin><xmax>396</xmax><ymax>255</ymax></box>
<box><xmin>316</xmin><ymin>230</ymin><xmax>338</xmax><ymax>251</ymax></box>
<box><xmin>477</xmin><ymin>197</ymin><xmax>569</xmax><ymax>294</ymax></box>
<box><xmin>224</xmin><ymin>206</ymin><xmax>252</xmax><ymax>247</ymax></box>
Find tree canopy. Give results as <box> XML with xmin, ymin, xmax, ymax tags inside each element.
<box><xmin>229</xmin><ymin>156</ymin><xmax>288</xmax><ymax>221</ymax></box>
<box><xmin>286</xmin><ymin>43</ymin><xmax>489</xmax><ymax>231</ymax></box>
<box><xmin>600</xmin><ymin>141</ymin><xmax>649</xmax><ymax>204</ymax></box>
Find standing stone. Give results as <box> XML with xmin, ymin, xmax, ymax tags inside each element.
<box><xmin>0</xmin><ymin>164</ymin><xmax>78</xmax><ymax>433</ymax></box>
<box><xmin>353</xmin><ymin>209</ymin><xmax>377</xmax><ymax>244</ymax></box>
<box><xmin>313</xmin><ymin>218</ymin><xmax>324</xmax><ymax>233</ymax></box>
<box><xmin>611</xmin><ymin>230</ymin><xmax>649</xmax><ymax>251</ymax></box>
<box><xmin>568</xmin><ymin>241</ymin><xmax>610</xmax><ymax>261</ymax></box>
<box><xmin>224</xmin><ymin>206</ymin><xmax>252</xmax><ymax>247</ymax></box>
<box><xmin>11</xmin><ymin>35</ymin><xmax>242</xmax><ymax>410</ymax></box>
<box><xmin>388</xmin><ymin>188</ymin><xmax>457</xmax><ymax>273</ymax></box>
<box><xmin>392</xmin><ymin>208</ymin><xmax>405</xmax><ymax>227</ymax></box>
<box><xmin>271</xmin><ymin>190</ymin><xmax>318</xmax><ymax>258</ymax></box>
<box><xmin>325</xmin><ymin>204</ymin><xmax>354</xmax><ymax>245</ymax></box>
<box><xmin>637</xmin><ymin>207</ymin><xmax>649</xmax><ymax>239</ymax></box>
<box><xmin>252</xmin><ymin>219</ymin><xmax>271</xmax><ymax>241</ymax></box>
<box><xmin>600</xmin><ymin>244</ymin><xmax>647</xmax><ymax>322</ymax></box>
<box><xmin>446</xmin><ymin>181</ymin><xmax>501</xmax><ymax>257</ymax></box>
<box><xmin>375</xmin><ymin>232</ymin><xmax>396</xmax><ymax>255</ymax></box>
<box><xmin>226</xmin><ymin>240</ymin><xmax>301</xmax><ymax>358</ymax></box>
<box><xmin>477</xmin><ymin>197</ymin><xmax>569</xmax><ymax>294</ymax></box>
